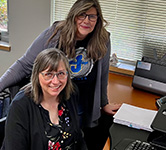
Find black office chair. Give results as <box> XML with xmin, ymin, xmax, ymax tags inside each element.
<box><xmin>0</xmin><ymin>117</ymin><xmax>6</xmax><ymax>148</ymax></box>
<box><xmin>0</xmin><ymin>89</ymin><xmax>11</xmax><ymax>148</ymax></box>
<box><xmin>9</xmin><ymin>76</ymin><xmax>30</xmax><ymax>99</ymax></box>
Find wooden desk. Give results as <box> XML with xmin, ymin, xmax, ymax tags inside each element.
<box><xmin>107</xmin><ymin>72</ymin><xmax>160</xmax><ymax>111</ymax></box>
<box><xmin>107</xmin><ymin>72</ymin><xmax>161</xmax><ymax>150</ymax></box>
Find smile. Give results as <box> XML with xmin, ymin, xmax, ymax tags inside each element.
<box><xmin>80</xmin><ymin>24</ymin><xmax>90</xmax><ymax>29</ymax></box>
<box><xmin>49</xmin><ymin>84</ymin><xmax>61</xmax><ymax>90</ymax></box>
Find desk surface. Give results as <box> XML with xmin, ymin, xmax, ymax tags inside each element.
<box><xmin>108</xmin><ymin>72</ymin><xmax>160</xmax><ymax>110</ymax></box>
<box><xmin>108</xmin><ymin>72</ymin><xmax>161</xmax><ymax>149</ymax></box>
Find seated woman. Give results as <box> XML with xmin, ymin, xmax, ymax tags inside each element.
<box><xmin>2</xmin><ymin>48</ymin><xmax>87</xmax><ymax>150</ymax></box>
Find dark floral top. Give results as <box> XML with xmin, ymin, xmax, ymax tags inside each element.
<box><xmin>40</xmin><ymin>102</ymin><xmax>75</xmax><ymax>150</ymax></box>
<box><xmin>4</xmin><ymin>91</ymin><xmax>87</xmax><ymax>150</ymax></box>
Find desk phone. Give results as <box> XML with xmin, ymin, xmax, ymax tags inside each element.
<box><xmin>156</xmin><ymin>96</ymin><xmax>166</xmax><ymax>109</ymax></box>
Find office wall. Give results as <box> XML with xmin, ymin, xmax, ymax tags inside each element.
<box><xmin>0</xmin><ymin>0</ymin><xmax>51</xmax><ymax>76</ymax></box>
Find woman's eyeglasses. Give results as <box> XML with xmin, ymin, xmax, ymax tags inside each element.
<box><xmin>77</xmin><ymin>13</ymin><xmax>98</xmax><ymax>22</ymax></box>
<box><xmin>41</xmin><ymin>71</ymin><xmax>68</xmax><ymax>81</ymax></box>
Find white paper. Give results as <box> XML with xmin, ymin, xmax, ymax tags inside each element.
<box><xmin>113</xmin><ymin>103</ymin><xmax>157</xmax><ymax>132</ymax></box>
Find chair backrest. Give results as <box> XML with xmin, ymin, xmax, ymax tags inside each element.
<box><xmin>9</xmin><ymin>76</ymin><xmax>30</xmax><ymax>99</ymax></box>
<box><xmin>0</xmin><ymin>90</ymin><xmax>11</xmax><ymax>148</ymax></box>
<box><xmin>0</xmin><ymin>117</ymin><xmax>6</xmax><ymax>148</ymax></box>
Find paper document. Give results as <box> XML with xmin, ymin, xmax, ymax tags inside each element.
<box><xmin>113</xmin><ymin>103</ymin><xmax>157</xmax><ymax>132</ymax></box>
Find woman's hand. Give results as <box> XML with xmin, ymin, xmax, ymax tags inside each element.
<box><xmin>102</xmin><ymin>103</ymin><xmax>121</xmax><ymax>115</ymax></box>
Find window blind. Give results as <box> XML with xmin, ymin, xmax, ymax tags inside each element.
<box><xmin>51</xmin><ymin>0</ymin><xmax>166</xmax><ymax>62</ymax></box>
<box><xmin>51</xmin><ymin>0</ymin><xmax>76</xmax><ymax>23</ymax></box>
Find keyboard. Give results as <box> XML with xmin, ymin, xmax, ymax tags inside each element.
<box><xmin>113</xmin><ymin>138</ymin><xmax>158</xmax><ymax>150</ymax></box>
<box><xmin>125</xmin><ymin>140</ymin><xmax>156</xmax><ymax>150</ymax></box>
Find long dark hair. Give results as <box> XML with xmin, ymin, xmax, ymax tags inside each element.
<box><xmin>48</xmin><ymin>0</ymin><xmax>109</xmax><ymax>61</ymax></box>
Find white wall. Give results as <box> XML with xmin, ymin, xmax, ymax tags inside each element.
<box><xmin>0</xmin><ymin>0</ymin><xmax>51</xmax><ymax>76</ymax></box>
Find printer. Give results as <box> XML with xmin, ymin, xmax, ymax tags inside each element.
<box><xmin>132</xmin><ymin>59</ymin><xmax>166</xmax><ymax>96</ymax></box>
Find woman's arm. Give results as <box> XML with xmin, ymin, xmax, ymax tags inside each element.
<box><xmin>4</xmin><ymin>95</ymin><xmax>29</xmax><ymax>150</ymax></box>
<box><xmin>0</xmin><ymin>27</ymin><xmax>51</xmax><ymax>92</ymax></box>
<box><xmin>101</xmin><ymin>36</ymin><xmax>121</xmax><ymax>114</ymax></box>
<box><xmin>100</xmin><ymin>37</ymin><xmax>111</xmax><ymax>107</ymax></box>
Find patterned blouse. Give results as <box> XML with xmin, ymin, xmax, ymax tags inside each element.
<box><xmin>40</xmin><ymin>102</ymin><xmax>75</xmax><ymax>150</ymax></box>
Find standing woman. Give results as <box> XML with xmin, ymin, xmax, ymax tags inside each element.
<box><xmin>0</xmin><ymin>0</ymin><xmax>121</xmax><ymax>149</ymax></box>
<box><xmin>2</xmin><ymin>48</ymin><xmax>87</xmax><ymax>150</ymax></box>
